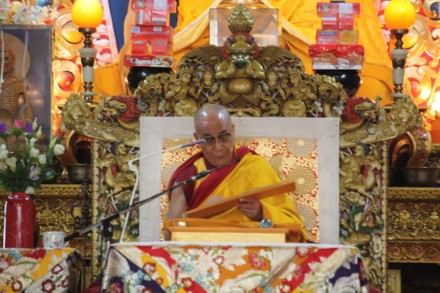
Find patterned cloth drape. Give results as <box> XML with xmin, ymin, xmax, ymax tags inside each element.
<box><xmin>102</xmin><ymin>242</ymin><xmax>369</xmax><ymax>292</ymax></box>
<box><xmin>0</xmin><ymin>248</ymin><xmax>80</xmax><ymax>293</ymax></box>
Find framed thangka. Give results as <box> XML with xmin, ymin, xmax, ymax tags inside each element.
<box><xmin>0</xmin><ymin>24</ymin><xmax>53</xmax><ymax>141</ymax></box>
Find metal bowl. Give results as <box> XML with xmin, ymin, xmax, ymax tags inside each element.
<box><xmin>65</xmin><ymin>164</ymin><xmax>92</xmax><ymax>184</ymax></box>
<box><xmin>402</xmin><ymin>167</ymin><xmax>440</xmax><ymax>187</ymax></box>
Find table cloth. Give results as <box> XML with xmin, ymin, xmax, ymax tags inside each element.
<box><xmin>0</xmin><ymin>248</ymin><xmax>80</xmax><ymax>293</ymax></box>
<box><xmin>102</xmin><ymin>242</ymin><xmax>368</xmax><ymax>292</ymax></box>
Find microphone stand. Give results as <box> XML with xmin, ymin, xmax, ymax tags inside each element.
<box><xmin>64</xmin><ymin>158</ymin><xmax>240</xmax><ymax>243</ymax></box>
<box><xmin>119</xmin><ymin>138</ymin><xmax>205</xmax><ymax>242</ymax></box>
<box><xmin>65</xmin><ymin>180</ymin><xmax>184</xmax><ymax>244</ymax></box>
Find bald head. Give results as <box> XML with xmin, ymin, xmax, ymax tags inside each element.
<box><xmin>194</xmin><ymin>104</ymin><xmax>232</xmax><ymax>132</ymax></box>
<box><xmin>193</xmin><ymin>104</ymin><xmax>235</xmax><ymax>166</ymax></box>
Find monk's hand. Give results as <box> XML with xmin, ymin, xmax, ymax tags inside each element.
<box><xmin>238</xmin><ymin>198</ymin><xmax>263</xmax><ymax>221</ymax></box>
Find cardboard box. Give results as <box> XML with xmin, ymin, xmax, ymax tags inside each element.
<box><xmin>124</xmin><ymin>55</ymin><xmax>173</xmax><ymax>68</ymax></box>
<box><xmin>135</xmin><ymin>9</ymin><xmax>169</xmax><ymax>26</ymax></box>
<box><xmin>321</xmin><ymin>13</ymin><xmax>338</xmax><ymax>29</ymax></box>
<box><xmin>130</xmin><ymin>25</ymin><xmax>173</xmax><ymax>56</ymax></box>
<box><xmin>132</xmin><ymin>0</ymin><xmax>176</xmax><ymax>12</ymax></box>
<box><xmin>316</xmin><ymin>30</ymin><xmax>358</xmax><ymax>45</ymax></box>
<box><xmin>312</xmin><ymin>56</ymin><xmax>362</xmax><ymax>70</ymax></box>
<box><xmin>317</xmin><ymin>2</ymin><xmax>360</xmax><ymax>15</ymax></box>
<box><xmin>338</xmin><ymin>14</ymin><xmax>355</xmax><ymax>30</ymax></box>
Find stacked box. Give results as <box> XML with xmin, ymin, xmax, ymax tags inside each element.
<box><xmin>316</xmin><ymin>30</ymin><xmax>358</xmax><ymax>45</ymax></box>
<box><xmin>309</xmin><ymin>44</ymin><xmax>364</xmax><ymax>70</ymax></box>
<box><xmin>311</xmin><ymin>1</ymin><xmax>364</xmax><ymax>70</ymax></box>
<box><xmin>317</xmin><ymin>2</ymin><xmax>360</xmax><ymax>30</ymax></box>
<box><xmin>125</xmin><ymin>0</ymin><xmax>176</xmax><ymax>68</ymax></box>
<box><xmin>132</xmin><ymin>0</ymin><xmax>176</xmax><ymax>26</ymax></box>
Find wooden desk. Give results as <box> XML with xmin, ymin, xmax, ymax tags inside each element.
<box><xmin>102</xmin><ymin>242</ymin><xmax>368</xmax><ymax>292</ymax></box>
<box><xmin>168</xmin><ymin>227</ymin><xmax>289</xmax><ymax>243</ymax></box>
<box><xmin>0</xmin><ymin>248</ymin><xmax>80</xmax><ymax>292</ymax></box>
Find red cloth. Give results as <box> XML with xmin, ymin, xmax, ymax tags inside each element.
<box><xmin>80</xmin><ymin>276</ymin><xmax>102</xmax><ymax>293</ymax></box>
<box><xmin>341</xmin><ymin>97</ymin><xmax>372</xmax><ymax>123</ymax></box>
<box><xmin>308</xmin><ymin>44</ymin><xmax>364</xmax><ymax>57</ymax></box>
<box><xmin>369</xmin><ymin>287</ymin><xmax>383</xmax><ymax>293</ymax></box>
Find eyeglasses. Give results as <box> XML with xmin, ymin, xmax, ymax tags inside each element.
<box><xmin>202</xmin><ymin>133</ymin><xmax>233</xmax><ymax>146</ymax></box>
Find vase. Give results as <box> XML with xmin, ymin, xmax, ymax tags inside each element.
<box><xmin>3</xmin><ymin>192</ymin><xmax>37</xmax><ymax>248</ymax></box>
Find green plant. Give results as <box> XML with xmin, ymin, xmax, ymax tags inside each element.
<box><xmin>0</xmin><ymin>119</ymin><xmax>65</xmax><ymax>194</ymax></box>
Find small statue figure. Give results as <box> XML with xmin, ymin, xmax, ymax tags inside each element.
<box><xmin>165</xmin><ymin>67</ymin><xmax>197</xmax><ymax>101</ymax></box>
<box><xmin>99</xmin><ymin>142</ymin><xmax>138</xmax><ymax>202</ymax></box>
<box><xmin>340</xmin><ymin>143</ymin><xmax>381</xmax><ymax>210</ymax></box>
<box><xmin>281</xmin><ymin>99</ymin><xmax>307</xmax><ymax>117</ymax></box>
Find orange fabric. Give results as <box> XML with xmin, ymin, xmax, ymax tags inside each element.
<box><xmin>94</xmin><ymin>62</ymin><xmax>127</xmax><ymax>97</ymax></box>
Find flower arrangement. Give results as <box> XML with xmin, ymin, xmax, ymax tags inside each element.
<box><xmin>0</xmin><ymin>119</ymin><xmax>65</xmax><ymax>194</ymax></box>
<box><xmin>0</xmin><ymin>1</ymin><xmax>58</xmax><ymax>25</ymax></box>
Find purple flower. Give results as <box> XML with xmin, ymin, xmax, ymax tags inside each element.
<box><xmin>28</xmin><ymin>165</ymin><xmax>41</xmax><ymax>181</ymax></box>
<box><xmin>0</xmin><ymin>123</ymin><xmax>7</xmax><ymax>135</ymax></box>
<box><xmin>24</xmin><ymin>123</ymin><xmax>33</xmax><ymax>134</ymax></box>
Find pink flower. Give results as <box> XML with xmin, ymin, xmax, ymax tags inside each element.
<box><xmin>14</xmin><ymin>120</ymin><xmax>23</xmax><ymax>129</ymax></box>
<box><xmin>249</xmin><ymin>253</ymin><xmax>266</xmax><ymax>269</ymax></box>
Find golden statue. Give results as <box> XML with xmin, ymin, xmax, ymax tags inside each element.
<box><xmin>0</xmin><ymin>37</ymin><xmax>34</xmax><ymax>127</ymax></box>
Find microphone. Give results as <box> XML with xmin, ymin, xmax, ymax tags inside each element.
<box><xmin>128</xmin><ymin>139</ymin><xmax>205</xmax><ymax>171</ymax></box>
<box><xmin>180</xmin><ymin>139</ymin><xmax>206</xmax><ymax>148</ymax></box>
<box><xmin>184</xmin><ymin>157</ymin><xmax>241</xmax><ymax>184</ymax></box>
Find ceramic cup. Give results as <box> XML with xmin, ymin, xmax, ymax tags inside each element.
<box><xmin>43</xmin><ymin>231</ymin><xmax>68</xmax><ymax>250</ymax></box>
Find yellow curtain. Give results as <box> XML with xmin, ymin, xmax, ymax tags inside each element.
<box><xmin>94</xmin><ymin>0</ymin><xmax>134</xmax><ymax>96</ymax></box>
